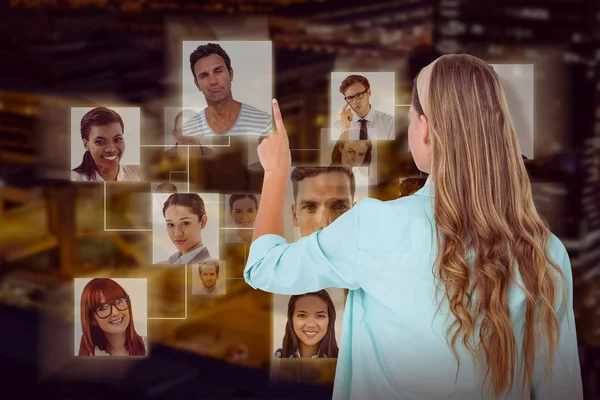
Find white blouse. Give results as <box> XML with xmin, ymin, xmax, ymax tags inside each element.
<box><xmin>71</xmin><ymin>165</ymin><xmax>141</xmax><ymax>182</ymax></box>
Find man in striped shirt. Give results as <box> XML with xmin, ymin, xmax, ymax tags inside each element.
<box><xmin>183</xmin><ymin>43</ymin><xmax>272</xmax><ymax>137</ymax></box>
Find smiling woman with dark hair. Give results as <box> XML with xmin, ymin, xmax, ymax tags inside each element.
<box><xmin>71</xmin><ymin>107</ymin><xmax>141</xmax><ymax>182</ymax></box>
<box><xmin>275</xmin><ymin>290</ymin><xmax>338</xmax><ymax>359</ymax></box>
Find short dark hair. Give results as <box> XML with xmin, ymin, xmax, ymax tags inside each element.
<box><xmin>290</xmin><ymin>167</ymin><xmax>355</xmax><ymax>202</ymax></box>
<box><xmin>162</xmin><ymin>193</ymin><xmax>206</xmax><ymax>221</ymax></box>
<box><xmin>174</xmin><ymin>109</ymin><xmax>199</xmax><ymax>129</ymax></box>
<box><xmin>199</xmin><ymin>260</ymin><xmax>220</xmax><ymax>275</ymax></box>
<box><xmin>156</xmin><ymin>182</ymin><xmax>178</xmax><ymax>193</ymax></box>
<box><xmin>189</xmin><ymin>43</ymin><xmax>232</xmax><ymax>81</ymax></box>
<box><xmin>339</xmin><ymin>75</ymin><xmax>370</xmax><ymax>95</ymax></box>
<box><xmin>229</xmin><ymin>194</ymin><xmax>259</xmax><ymax>211</ymax></box>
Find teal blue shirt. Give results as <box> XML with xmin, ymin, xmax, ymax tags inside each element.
<box><xmin>244</xmin><ymin>180</ymin><xmax>582</xmax><ymax>399</ymax></box>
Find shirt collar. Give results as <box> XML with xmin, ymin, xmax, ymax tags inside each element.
<box><xmin>176</xmin><ymin>244</ymin><xmax>206</xmax><ymax>264</ymax></box>
<box><xmin>413</xmin><ymin>175</ymin><xmax>433</xmax><ymax>198</ymax></box>
<box><xmin>291</xmin><ymin>347</ymin><xmax>326</xmax><ymax>358</ymax></box>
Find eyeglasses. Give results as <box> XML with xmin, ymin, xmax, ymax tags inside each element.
<box><xmin>344</xmin><ymin>89</ymin><xmax>369</xmax><ymax>103</ymax></box>
<box><xmin>94</xmin><ymin>296</ymin><xmax>130</xmax><ymax>319</ymax></box>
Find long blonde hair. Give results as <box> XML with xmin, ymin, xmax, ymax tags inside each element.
<box><xmin>414</xmin><ymin>54</ymin><xmax>566</xmax><ymax>396</ymax></box>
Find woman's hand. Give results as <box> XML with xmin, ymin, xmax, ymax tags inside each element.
<box><xmin>258</xmin><ymin>99</ymin><xmax>291</xmax><ymax>176</ymax></box>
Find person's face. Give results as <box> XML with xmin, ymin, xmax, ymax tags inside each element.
<box><xmin>292</xmin><ymin>295</ymin><xmax>329</xmax><ymax>350</ymax></box>
<box><xmin>173</xmin><ymin>116</ymin><xmax>200</xmax><ymax>145</ymax></box>
<box><xmin>165</xmin><ymin>205</ymin><xmax>206</xmax><ymax>253</ymax></box>
<box><xmin>343</xmin><ymin>82</ymin><xmax>371</xmax><ymax>115</ymax></box>
<box><xmin>193</xmin><ymin>53</ymin><xmax>233</xmax><ymax>103</ymax></box>
<box><xmin>173</xmin><ymin>116</ymin><xmax>202</xmax><ymax>155</ymax></box>
<box><xmin>408</xmin><ymin>106</ymin><xmax>431</xmax><ymax>173</ymax></box>
<box><xmin>292</xmin><ymin>172</ymin><xmax>353</xmax><ymax>237</ymax></box>
<box><xmin>231</xmin><ymin>348</ymin><xmax>247</xmax><ymax>363</ymax></box>
<box><xmin>340</xmin><ymin>141</ymin><xmax>368</xmax><ymax>167</ymax></box>
<box><xmin>84</xmin><ymin>123</ymin><xmax>125</xmax><ymax>172</ymax></box>
<box><xmin>173</xmin><ymin>116</ymin><xmax>185</xmax><ymax>143</ymax></box>
<box><xmin>92</xmin><ymin>293</ymin><xmax>130</xmax><ymax>336</ymax></box>
<box><xmin>200</xmin><ymin>264</ymin><xmax>218</xmax><ymax>290</ymax></box>
<box><xmin>230</xmin><ymin>197</ymin><xmax>257</xmax><ymax>228</ymax></box>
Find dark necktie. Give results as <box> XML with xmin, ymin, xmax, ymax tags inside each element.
<box><xmin>358</xmin><ymin>119</ymin><xmax>368</xmax><ymax>140</ymax></box>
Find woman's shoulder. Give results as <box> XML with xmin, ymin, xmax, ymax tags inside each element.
<box><xmin>120</xmin><ymin>165</ymin><xmax>141</xmax><ymax>181</ymax></box>
<box><xmin>167</xmin><ymin>251</ymin><xmax>181</xmax><ymax>264</ymax></box>
<box><xmin>354</xmin><ymin>196</ymin><xmax>426</xmax><ymax>224</ymax></box>
<box><xmin>350</xmin><ymin>196</ymin><xmax>432</xmax><ymax>251</ymax></box>
<box><xmin>274</xmin><ymin>348</ymin><xmax>283</xmax><ymax>358</ymax></box>
<box><xmin>546</xmin><ymin>233</ymin><xmax>572</xmax><ymax>277</ymax></box>
<box><xmin>71</xmin><ymin>170</ymin><xmax>96</xmax><ymax>182</ymax></box>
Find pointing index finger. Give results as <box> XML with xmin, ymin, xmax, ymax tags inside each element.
<box><xmin>272</xmin><ymin>99</ymin><xmax>286</xmax><ymax>135</ymax></box>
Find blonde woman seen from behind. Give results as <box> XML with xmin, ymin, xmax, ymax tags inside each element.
<box><xmin>245</xmin><ymin>55</ymin><xmax>582</xmax><ymax>399</ymax></box>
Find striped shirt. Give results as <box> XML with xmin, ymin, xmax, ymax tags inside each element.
<box><xmin>182</xmin><ymin>103</ymin><xmax>272</xmax><ymax>137</ymax></box>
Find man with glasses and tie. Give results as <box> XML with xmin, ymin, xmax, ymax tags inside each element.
<box><xmin>334</xmin><ymin>75</ymin><xmax>395</xmax><ymax>140</ymax></box>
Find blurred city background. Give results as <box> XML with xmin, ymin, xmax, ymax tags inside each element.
<box><xmin>0</xmin><ymin>0</ymin><xmax>598</xmax><ymax>398</ymax></box>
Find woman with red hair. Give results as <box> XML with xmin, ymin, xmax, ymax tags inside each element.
<box><xmin>78</xmin><ymin>278</ymin><xmax>147</xmax><ymax>356</ymax></box>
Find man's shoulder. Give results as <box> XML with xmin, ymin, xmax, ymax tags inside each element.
<box><xmin>372</xmin><ymin>108</ymin><xmax>394</xmax><ymax>122</ymax></box>
<box><xmin>182</xmin><ymin>111</ymin><xmax>204</xmax><ymax>124</ymax></box>
<box><xmin>182</xmin><ymin>112</ymin><xmax>206</xmax><ymax>135</ymax></box>
<box><xmin>241</xmin><ymin>103</ymin><xmax>271</xmax><ymax>119</ymax></box>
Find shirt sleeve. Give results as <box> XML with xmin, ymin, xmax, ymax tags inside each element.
<box><xmin>532</xmin><ymin>249</ymin><xmax>583</xmax><ymax>399</ymax></box>
<box><xmin>244</xmin><ymin>200</ymin><xmax>364</xmax><ymax>294</ymax></box>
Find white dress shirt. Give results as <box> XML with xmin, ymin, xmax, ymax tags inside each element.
<box><xmin>333</xmin><ymin>106</ymin><xmax>395</xmax><ymax>140</ymax></box>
